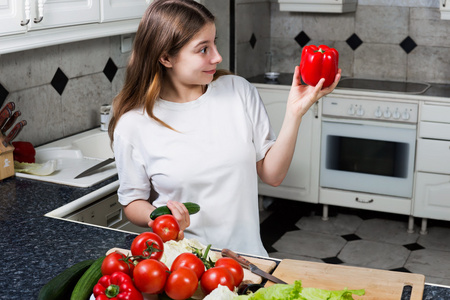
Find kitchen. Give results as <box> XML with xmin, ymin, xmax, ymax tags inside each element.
<box><xmin>1</xmin><ymin>0</ymin><xmax>450</xmax><ymax>299</ymax></box>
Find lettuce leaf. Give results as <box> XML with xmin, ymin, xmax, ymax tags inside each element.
<box><xmin>235</xmin><ymin>280</ymin><xmax>364</xmax><ymax>300</ymax></box>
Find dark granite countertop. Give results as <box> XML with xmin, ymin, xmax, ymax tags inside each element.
<box><xmin>247</xmin><ymin>73</ymin><xmax>450</xmax><ymax>99</ymax></box>
<box><xmin>1</xmin><ymin>175</ymin><xmax>450</xmax><ymax>299</ymax></box>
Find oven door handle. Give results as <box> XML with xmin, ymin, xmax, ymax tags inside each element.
<box><xmin>355</xmin><ymin>197</ymin><xmax>374</xmax><ymax>204</ymax></box>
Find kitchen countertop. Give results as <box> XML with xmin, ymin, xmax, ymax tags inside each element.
<box><xmin>1</xmin><ymin>176</ymin><xmax>450</xmax><ymax>299</ymax></box>
<box><xmin>247</xmin><ymin>73</ymin><xmax>450</xmax><ymax>101</ymax></box>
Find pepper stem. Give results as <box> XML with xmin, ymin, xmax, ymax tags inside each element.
<box><xmin>105</xmin><ymin>284</ymin><xmax>120</xmax><ymax>298</ymax></box>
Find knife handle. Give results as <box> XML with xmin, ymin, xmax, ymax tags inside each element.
<box><xmin>221</xmin><ymin>248</ymin><xmax>252</xmax><ymax>269</ymax></box>
<box><xmin>3</xmin><ymin>120</ymin><xmax>26</xmax><ymax>147</ymax></box>
<box><xmin>0</xmin><ymin>105</ymin><xmax>13</xmax><ymax>130</ymax></box>
<box><xmin>1</xmin><ymin>111</ymin><xmax>21</xmax><ymax>133</ymax></box>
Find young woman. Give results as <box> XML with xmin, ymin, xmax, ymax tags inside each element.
<box><xmin>109</xmin><ymin>0</ymin><xmax>341</xmax><ymax>256</ymax></box>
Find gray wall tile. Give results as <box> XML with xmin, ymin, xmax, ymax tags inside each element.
<box><xmin>62</xmin><ymin>73</ymin><xmax>113</xmax><ymax>136</ymax></box>
<box><xmin>355</xmin><ymin>6</ymin><xmax>409</xmax><ymax>44</ymax></box>
<box><xmin>408</xmin><ymin>46</ymin><xmax>450</xmax><ymax>83</ymax></box>
<box><xmin>354</xmin><ymin>43</ymin><xmax>407</xmax><ymax>80</ymax></box>
<box><xmin>11</xmin><ymin>85</ymin><xmax>63</xmax><ymax>146</ymax></box>
<box><xmin>60</xmin><ymin>38</ymin><xmax>111</xmax><ymax>78</ymax></box>
<box><xmin>0</xmin><ymin>46</ymin><xmax>60</xmax><ymax>92</ymax></box>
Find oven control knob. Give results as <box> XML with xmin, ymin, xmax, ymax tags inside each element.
<box><xmin>383</xmin><ymin>108</ymin><xmax>391</xmax><ymax>118</ymax></box>
<box><xmin>374</xmin><ymin>107</ymin><xmax>382</xmax><ymax>118</ymax></box>
<box><xmin>393</xmin><ymin>108</ymin><xmax>401</xmax><ymax>119</ymax></box>
<box><xmin>402</xmin><ymin>109</ymin><xmax>410</xmax><ymax>120</ymax></box>
<box><xmin>347</xmin><ymin>105</ymin><xmax>355</xmax><ymax>115</ymax></box>
<box><xmin>356</xmin><ymin>107</ymin><xmax>365</xmax><ymax>116</ymax></box>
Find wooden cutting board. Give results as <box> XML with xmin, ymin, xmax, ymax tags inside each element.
<box><xmin>267</xmin><ymin>259</ymin><xmax>425</xmax><ymax>300</ymax></box>
<box><xmin>107</xmin><ymin>248</ymin><xmax>277</xmax><ymax>284</ymax></box>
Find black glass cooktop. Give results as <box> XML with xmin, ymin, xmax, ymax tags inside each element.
<box><xmin>247</xmin><ymin>74</ymin><xmax>438</xmax><ymax>96</ymax></box>
<box><xmin>338</xmin><ymin>78</ymin><xmax>430</xmax><ymax>95</ymax></box>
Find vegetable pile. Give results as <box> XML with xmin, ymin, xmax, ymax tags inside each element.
<box><xmin>38</xmin><ymin>203</ymin><xmax>365</xmax><ymax>300</ymax></box>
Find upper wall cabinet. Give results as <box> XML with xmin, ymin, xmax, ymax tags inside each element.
<box><xmin>441</xmin><ymin>0</ymin><xmax>450</xmax><ymax>19</ymax></box>
<box><xmin>102</xmin><ymin>0</ymin><xmax>151</xmax><ymax>22</ymax></box>
<box><xmin>278</xmin><ymin>0</ymin><xmax>357</xmax><ymax>13</ymax></box>
<box><xmin>0</xmin><ymin>0</ymin><xmax>151</xmax><ymax>54</ymax></box>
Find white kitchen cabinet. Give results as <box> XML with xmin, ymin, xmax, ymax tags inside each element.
<box><xmin>277</xmin><ymin>0</ymin><xmax>357</xmax><ymax>13</ymax></box>
<box><xmin>414</xmin><ymin>101</ymin><xmax>450</xmax><ymax>232</ymax></box>
<box><xmin>255</xmin><ymin>85</ymin><xmax>321</xmax><ymax>203</ymax></box>
<box><xmin>101</xmin><ymin>0</ymin><xmax>151</xmax><ymax>22</ymax></box>
<box><xmin>0</xmin><ymin>0</ymin><xmax>150</xmax><ymax>54</ymax></box>
<box><xmin>414</xmin><ymin>172</ymin><xmax>450</xmax><ymax>221</ymax></box>
<box><xmin>441</xmin><ymin>0</ymin><xmax>450</xmax><ymax>20</ymax></box>
<box><xmin>0</xmin><ymin>0</ymin><xmax>27</xmax><ymax>36</ymax></box>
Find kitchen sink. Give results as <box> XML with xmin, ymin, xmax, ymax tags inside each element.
<box><xmin>16</xmin><ymin>128</ymin><xmax>117</xmax><ymax>187</ymax></box>
<box><xmin>338</xmin><ymin>78</ymin><xmax>431</xmax><ymax>94</ymax></box>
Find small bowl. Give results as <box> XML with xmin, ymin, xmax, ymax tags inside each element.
<box><xmin>264</xmin><ymin>72</ymin><xmax>280</xmax><ymax>80</ymax></box>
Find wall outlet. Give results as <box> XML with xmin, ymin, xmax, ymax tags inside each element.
<box><xmin>121</xmin><ymin>35</ymin><xmax>133</xmax><ymax>53</ymax></box>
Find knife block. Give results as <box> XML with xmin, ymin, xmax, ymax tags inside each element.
<box><xmin>0</xmin><ymin>134</ymin><xmax>15</xmax><ymax>180</ymax></box>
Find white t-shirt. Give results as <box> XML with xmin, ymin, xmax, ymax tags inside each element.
<box><xmin>113</xmin><ymin>75</ymin><xmax>276</xmax><ymax>256</ymax></box>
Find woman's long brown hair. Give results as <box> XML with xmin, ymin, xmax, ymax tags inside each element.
<box><xmin>108</xmin><ymin>0</ymin><xmax>229</xmax><ymax>142</ymax></box>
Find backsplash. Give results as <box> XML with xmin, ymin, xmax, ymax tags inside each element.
<box><xmin>0</xmin><ymin>36</ymin><xmax>129</xmax><ymax>146</ymax></box>
<box><xmin>235</xmin><ymin>0</ymin><xmax>450</xmax><ymax>84</ymax></box>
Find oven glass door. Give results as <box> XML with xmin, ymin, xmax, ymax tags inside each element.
<box><xmin>320</xmin><ymin>119</ymin><xmax>416</xmax><ymax>198</ymax></box>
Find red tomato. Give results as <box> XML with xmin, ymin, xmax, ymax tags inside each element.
<box><xmin>200</xmin><ymin>266</ymin><xmax>235</xmax><ymax>295</ymax></box>
<box><xmin>171</xmin><ymin>252</ymin><xmax>205</xmax><ymax>280</ymax></box>
<box><xmin>165</xmin><ymin>266</ymin><xmax>198</xmax><ymax>300</ymax></box>
<box><xmin>215</xmin><ymin>257</ymin><xmax>244</xmax><ymax>286</ymax></box>
<box><xmin>130</xmin><ymin>232</ymin><xmax>164</xmax><ymax>261</ymax></box>
<box><xmin>101</xmin><ymin>251</ymin><xmax>134</xmax><ymax>277</ymax></box>
<box><xmin>152</xmin><ymin>215</ymin><xmax>180</xmax><ymax>242</ymax></box>
<box><xmin>133</xmin><ymin>259</ymin><xmax>169</xmax><ymax>294</ymax></box>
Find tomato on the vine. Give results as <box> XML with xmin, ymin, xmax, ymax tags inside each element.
<box><xmin>200</xmin><ymin>266</ymin><xmax>235</xmax><ymax>295</ymax></box>
<box><xmin>171</xmin><ymin>252</ymin><xmax>205</xmax><ymax>280</ymax></box>
<box><xmin>215</xmin><ymin>257</ymin><xmax>244</xmax><ymax>286</ymax></box>
<box><xmin>101</xmin><ymin>251</ymin><xmax>134</xmax><ymax>277</ymax></box>
<box><xmin>130</xmin><ymin>232</ymin><xmax>164</xmax><ymax>261</ymax></box>
<box><xmin>152</xmin><ymin>215</ymin><xmax>180</xmax><ymax>242</ymax></box>
<box><xmin>165</xmin><ymin>266</ymin><xmax>198</xmax><ymax>300</ymax></box>
<box><xmin>133</xmin><ymin>259</ymin><xmax>169</xmax><ymax>294</ymax></box>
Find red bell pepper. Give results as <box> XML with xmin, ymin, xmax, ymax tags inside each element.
<box><xmin>300</xmin><ymin>45</ymin><xmax>339</xmax><ymax>88</ymax></box>
<box><xmin>12</xmin><ymin>141</ymin><xmax>36</xmax><ymax>163</ymax></box>
<box><xmin>93</xmin><ymin>272</ymin><xmax>143</xmax><ymax>300</ymax></box>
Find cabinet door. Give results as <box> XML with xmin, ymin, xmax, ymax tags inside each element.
<box><xmin>257</xmin><ymin>87</ymin><xmax>320</xmax><ymax>203</ymax></box>
<box><xmin>414</xmin><ymin>172</ymin><xmax>450</xmax><ymax>221</ymax></box>
<box><xmin>0</xmin><ymin>0</ymin><xmax>27</xmax><ymax>36</ymax></box>
<box><xmin>101</xmin><ymin>0</ymin><xmax>151</xmax><ymax>22</ymax></box>
<box><xmin>28</xmin><ymin>0</ymin><xmax>100</xmax><ymax>31</ymax></box>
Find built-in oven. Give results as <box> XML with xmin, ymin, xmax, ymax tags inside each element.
<box><xmin>319</xmin><ymin>95</ymin><xmax>418</xmax><ymax>217</ymax></box>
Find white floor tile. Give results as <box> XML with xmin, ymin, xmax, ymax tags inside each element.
<box><xmin>338</xmin><ymin>240</ymin><xmax>410</xmax><ymax>269</ymax></box>
<box><xmin>272</xmin><ymin>230</ymin><xmax>346</xmax><ymax>258</ymax></box>
<box><xmin>355</xmin><ymin>218</ymin><xmax>419</xmax><ymax>245</ymax></box>
<box><xmin>296</xmin><ymin>214</ymin><xmax>363</xmax><ymax>236</ymax></box>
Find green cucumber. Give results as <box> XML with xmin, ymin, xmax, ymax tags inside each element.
<box><xmin>70</xmin><ymin>256</ymin><xmax>105</xmax><ymax>300</ymax></box>
<box><xmin>37</xmin><ymin>259</ymin><xmax>95</xmax><ymax>300</ymax></box>
<box><xmin>150</xmin><ymin>202</ymin><xmax>200</xmax><ymax>220</ymax></box>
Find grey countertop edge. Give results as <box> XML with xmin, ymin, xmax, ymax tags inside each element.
<box><xmin>1</xmin><ymin>174</ymin><xmax>450</xmax><ymax>299</ymax></box>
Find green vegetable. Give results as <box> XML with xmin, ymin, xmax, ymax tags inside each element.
<box><xmin>150</xmin><ymin>202</ymin><xmax>200</xmax><ymax>220</ymax></box>
<box><xmin>37</xmin><ymin>259</ymin><xmax>95</xmax><ymax>300</ymax></box>
<box><xmin>70</xmin><ymin>256</ymin><xmax>105</xmax><ymax>300</ymax></box>
<box><xmin>235</xmin><ymin>280</ymin><xmax>365</xmax><ymax>300</ymax></box>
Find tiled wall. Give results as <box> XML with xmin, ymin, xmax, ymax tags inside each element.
<box><xmin>0</xmin><ymin>36</ymin><xmax>129</xmax><ymax>146</ymax></box>
<box><xmin>236</xmin><ymin>0</ymin><xmax>450</xmax><ymax>84</ymax></box>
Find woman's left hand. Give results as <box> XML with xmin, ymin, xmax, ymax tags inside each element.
<box><xmin>287</xmin><ymin>66</ymin><xmax>341</xmax><ymax>119</ymax></box>
<box><xmin>166</xmin><ymin>200</ymin><xmax>190</xmax><ymax>240</ymax></box>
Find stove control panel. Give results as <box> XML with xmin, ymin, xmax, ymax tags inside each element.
<box><xmin>322</xmin><ymin>96</ymin><xmax>418</xmax><ymax>124</ymax></box>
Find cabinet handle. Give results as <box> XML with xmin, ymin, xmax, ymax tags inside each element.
<box><xmin>443</xmin><ymin>0</ymin><xmax>447</xmax><ymax>8</ymax></box>
<box><xmin>34</xmin><ymin>0</ymin><xmax>44</xmax><ymax>23</ymax></box>
<box><xmin>21</xmin><ymin>0</ymin><xmax>31</xmax><ymax>26</ymax></box>
<box><xmin>355</xmin><ymin>197</ymin><xmax>374</xmax><ymax>203</ymax></box>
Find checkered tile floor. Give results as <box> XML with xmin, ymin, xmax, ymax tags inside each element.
<box><xmin>259</xmin><ymin>197</ymin><xmax>450</xmax><ymax>286</ymax></box>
